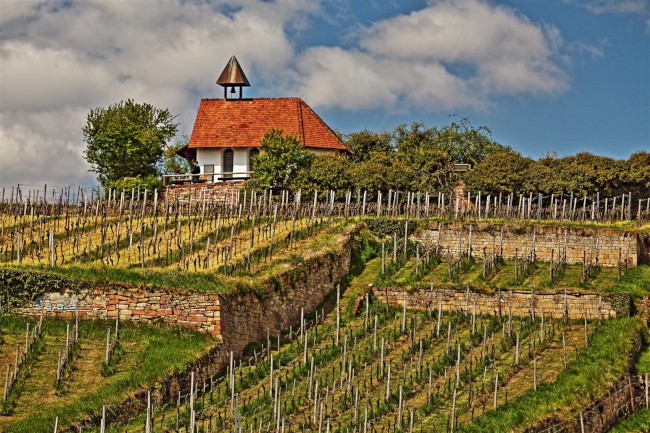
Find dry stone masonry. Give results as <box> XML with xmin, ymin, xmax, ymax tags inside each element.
<box><xmin>15</xmin><ymin>288</ymin><xmax>222</xmax><ymax>335</ymax></box>
<box><xmin>415</xmin><ymin>222</ymin><xmax>638</xmax><ymax>267</ymax></box>
<box><xmin>13</xmin><ymin>226</ymin><xmax>358</xmax><ymax>359</ymax></box>
<box><xmin>163</xmin><ymin>181</ymin><xmax>244</xmax><ymax>203</ymax></box>
<box><xmin>372</xmin><ymin>286</ymin><xmax>630</xmax><ymax>320</ymax></box>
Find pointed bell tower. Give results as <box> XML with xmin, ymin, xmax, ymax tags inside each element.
<box><xmin>217</xmin><ymin>55</ymin><xmax>250</xmax><ymax>100</ymax></box>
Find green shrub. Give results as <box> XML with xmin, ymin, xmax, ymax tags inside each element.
<box><xmin>107</xmin><ymin>175</ymin><xmax>162</xmax><ymax>196</ymax></box>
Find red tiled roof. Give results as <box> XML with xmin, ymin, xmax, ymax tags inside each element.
<box><xmin>188</xmin><ymin>98</ymin><xmax>350</xmax><ymax>152</ymax></box>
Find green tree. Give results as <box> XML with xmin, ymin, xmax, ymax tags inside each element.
<box><xmin>249</xmin><ymin>129</ymin><xmax>313</xmax><ymax>191</ymax></box>
<box><xmin>345</xmin><ymin>130</ymin><xmax>392</xmax><ymax>162</ymax></box>
<box><xmin>622</xmin><ymin>151</ymin><xmax>650</xmax><ymax>197</ymax></box>
<box><xmin>397</xmin><ymin>145</ymin><xmax>453</xmax><ymax>192</ymax></box>
<box><xmin>82</xmin><ymin>99</ymin><xmax>178</xmax><ymax>186</ymax></box>
<box><xmin>351</xmin><ymin>152</ymin><xmax>413</xmax><ymax>193</ymax></box>
<box><xmin>539</xmin><ymin>153</ymin><xmax>624</xmax><ymax>195</ymax></box>
<box><xmin>306</xmin><ymin>154</ymin><xmax>353</xmax><ymax>192</ymax></box>
<box><xmin>464</xmin><ymin>152</ymin><xmax>537</xmax><ymax>194</ymax></box>
<box><xmin>434</xmin><ymin>117</ymin><xmax>513</xmax><ymax>166</ymax></box>
<box><xmin>392</xmin><ymin>122</ymin><xmax>438</xmax><ymax>156</ymax></box>
<box><xmin>391</xmin><ymin>122</ymin><xmax>455</xmax><ymax>191</ymax></box>
<box><xmin>163</xmin><ymin>136</ymin><xmax>192</xmax><ymax>175</ymax></box>
<box><xmin>391</xmin><ymin>118</ymin><xmax>511</xmax><ymax>168</ymax></box>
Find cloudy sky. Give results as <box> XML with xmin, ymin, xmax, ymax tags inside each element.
<box><xmin>0</xmin><ymin>0</ymin><xmax>648</xmax><ymax>188</ymax></box>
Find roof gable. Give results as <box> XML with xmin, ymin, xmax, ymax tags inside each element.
<box><xmin>188</xmin><ymin>98</ymin><xmax>350</xmax><ymax>152</ymax></box>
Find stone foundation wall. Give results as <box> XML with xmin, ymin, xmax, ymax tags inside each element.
<box><xmin>639</xmin><ymin>231</ymin><xmax>650</xmax><ymax>265</ymax></box>
<box><xmin>415</xmin><ymin>222</ymin><xmax>638</xmax><ymax>267</ymax></box>
<box><xmin>13</xmin><ymin>226</ymin><xmax>358</xmax><ymax>359</ymax></box>
<box><xmin>45</xmin><ymin>226</ymin><xmax>358</xmax><ymax>430</ymax></box>
<box><xmin>14</xmin><ymin>287</ymin><xmax>222</xmax><ymax>336</ymax></box>
<box><xmin>372</xmin><ymin>286</ymin><xmax>630</xmax><ymax>320</ymax></box>
<box><xmin>164</xmin><ymin>181</ymin><xmax>244</xmax><ymax>203</ymax></box>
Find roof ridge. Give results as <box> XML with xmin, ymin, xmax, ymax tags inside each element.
<box><xmin>299</xmin><ymin>100</ymin><xmax>348</xmax><ymax>149</ymax></box>
<box><xmin>297</xmin><ymin>99</ymin><xmax>306</xmax><ymax>145</ymax></box>
<box><xmin>200</xmin><ymin>97</ymin><xmax>301</xmax><ymax>102</ymax></box>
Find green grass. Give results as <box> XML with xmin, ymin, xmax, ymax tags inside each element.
<box><xmin>100</xmin><ymin>244</ymin><xmax>640</xmax><ymax>433</ymax></box>
<box><xmin>252</xmin><ymin>220</ymin><xmax>354</xmax><ymax>279</ymax></box>
<box><xmin>607</xmin><ymin>266</ymin><xmax>650</xmax><ymax>298</ymax></box>
<box><xmin>459</xmin><ymin>317</ymin><xmax>644</xmax><ymax>432</ymax></box>
<box><xmin>362</xmin><ymin>215</ymin><xmax>641</xmax><ymax>232</ymax></box>
<box><xmin>0</xmin><ymin>219</ymin><xmax>358</xmax><ymax>297</ymax></box>
<box><xmin>369</xmin><ymin>257</ymin><xmax>650</xmax><ymax>298</ymax></box>
<box><xmin>608</xmin><ymin>408</ymin><xmax>650</xmax><ymax>433</ymax></box>
<box><xmin>0</xmin><ymin>263</ymin><xmax>238</xmax><ymax>292</ymax></box>
<box><xmin>637</xmin><ymin>346</ymin><xmax>650</xmax><ymax>374</ymax></box>
<box><xmin>0</xmin><ymin>315</ymin><xmax>215</xmax><ymax>433</ymax></box>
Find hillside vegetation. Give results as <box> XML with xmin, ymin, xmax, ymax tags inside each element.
<box><xmin>0</xmin><ymin>186</ymin><xmax>649</xmax><ymax>432</ymax></box>
<box><xmin>0</xmin><ymin>315</ymin><xmax>214</xmax><ymax>433</ymax></box>
<box><xmin>104</xmin><ymin>256</ymin><xmax>645</xmax><ymax>433</ymax></box>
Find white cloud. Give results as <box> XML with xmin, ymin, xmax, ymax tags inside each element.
<box><xmin>0</xmin><ymin>109</ymin><xmax>92</xmax><ymax>188</ymax></box>
<box><xmin>294</xmin><ymin>0</ymin><xmax>568</xmax><ymax>110</ymax></box>
<box><xmin>0</xmin><ymin>0</ymin><xmax>41</xmax><ymax>25</ymax></box>
<box><xmin>0</xmin><ymin>41</ymin><xmax>115</xmax><ymax>111</ymax></box>
<box><xmin>567</xmin><ymin>39</ymin><xmax>608</xmax><ymax>58</ymax></box>
<box><xmin>295</xmin><ymin>47</ymin><xmax>480</xmax><ymax>111</ymax></box>
<box><xmin>577</xmin><ymin>0</ymin><xmax>648</xmax><ymax>15</ymax></box>
<box><xmin>0</xmin><ymin>0</ymin><xmax>317</xmax><ymax>186</ymax></box>
<box><xmin>0</xmin><ymin>0</ymin><xmax>571</xmax><ymax>186</ymax></box>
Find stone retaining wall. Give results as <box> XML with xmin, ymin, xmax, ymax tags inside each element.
<box><xmin>39</xmin><ymin>226</ymin><xmax>358</xmax><ymax>431</ymax></box>
<box><xmin>13</xmin><ymin>226</ymin><xmax>358</xmax><ymax>359</ymax></box>
<box><xmin>415</xmin><ymin>222</ymin><xmax>638</xmax><ymax>267</ymax></box>
<box><xmin>164</xmin><ymin>181</ymin><xmax>244</xmax><ymax>203</ymax></box>
<box><xmin>219</xmin><ymin>241</ymin><xmax>354</xmax><ymax>356</ymax></box>
<box><xmin>15</xmin><ymin>288</ymin><xmax>222</xmax><ymax>335</ymax></box>
<box><xmin>372</xmin><ymin>286</ymin><xmax>630</xmax><ymax>320</ymax></box>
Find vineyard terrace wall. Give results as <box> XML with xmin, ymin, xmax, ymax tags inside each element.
<box><xmin>8</xmin><ymin>226</ymin><xmax>358</xmax><ymax>358</ymax></box>
<box><xmin>371</xmin><ymin>286</ymin><xmax>631</xmax><ymax>320</ymax></box>
<box><xmin>13</xmin><ymin>286</ymin><xmax>223</xmax><ymax>334</ymax></box>
<box><xmin>414</xmin><ymin>222</ymin><xmax>639</xmax><ymax>267</ymax></box>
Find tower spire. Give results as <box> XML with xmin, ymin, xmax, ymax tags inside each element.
<box><xmin>217</xmin><ymin>55</ymin><xmax>250</xmax><ymax>100</ymax></box>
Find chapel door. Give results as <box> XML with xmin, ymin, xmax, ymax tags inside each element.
<box><xmin>223</xmin><ymin>149</ymin><xmax>233</xmax><ymax>179</ymax></box>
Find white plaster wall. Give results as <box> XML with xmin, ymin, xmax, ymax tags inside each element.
<box><xmin>197</xmin><ymin>148</ymin><xmax>223</xmax><ymax>175</ymax></box>
<box><xmin>197</xmin><ymin>147</ymin><xmax>337</xmax><ymax>181</ymax></box>
<box><xmin>233</xmin><ymin>148</ymin><xmax>250</xmax><ymax>174</ymax></box>
<box><xmin>196</xmin><ymin>148</ymin><xmax>254</xmax><ymax>181</ymax></box>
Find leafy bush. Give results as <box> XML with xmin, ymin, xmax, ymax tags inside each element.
<box><xmin>249</xmin><ymin>129</ymin><xmax>313</xmax><ymax>191</ymax></box>
<box><xmin>0</xmin><ymin>269</ymin><xmax>84</xmax><ymax>307</ymax></box>
<box><xmin>107</xmin><ymin>175</ymin><xmax>162</xmax><ymax>196</ymax></box>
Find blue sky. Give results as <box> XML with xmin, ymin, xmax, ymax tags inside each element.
<box><xmin>0</xmin><ymin>0</ymin><xmax>648</xmax><ymax>187</ymax></box>
<box><xmin>281</xmin><ymin>0</ymin><xmax>649</xmax><ymax>158</ymax></box>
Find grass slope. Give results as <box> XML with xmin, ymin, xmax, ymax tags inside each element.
<box><xmin>0</xmin><ymin>221</ymin><xmax>356</xmax><ymax>296</ymax></box>
<box><xmin>0</xmin><ymin>316</ymin><xmax>214</xmax><ymax>433</ymax></box>
<box><xmin>109</xmin><ymin>253</ymin><xmax>638</xmax><ymax>433</ymax></box>
<box><xmin>608</xmin><ymin>408</ymin><xmax>650</xmax><ymax>433</ymax></box>
<box><xmin>459</xmin><ymin>317</ymin><xmax>643</xmax><ymax>432</ymax></box>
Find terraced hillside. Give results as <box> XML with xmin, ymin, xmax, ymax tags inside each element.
<box><xmin>1</xmin><ymin>188</ymin><xmax>646</xmax><ymax>276</ymax></box>
<box><xmin>0</xmin><ymin>189</ymin><xmax>648</xmax><ymax>433</ymax></box>
<box><xmin>104</xmin><ymin>257</ymin><xmax>645</xmax><ymax>433</ymax></box>
<box><xmin>0</xmin><ymin>315</ymin><xmax>214</xmax><ymax>433</ymax></box>
<box><xmin>370</xmin><ymin>250</ymin><xmax>650</xmax><ymax>297</ymax></box>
